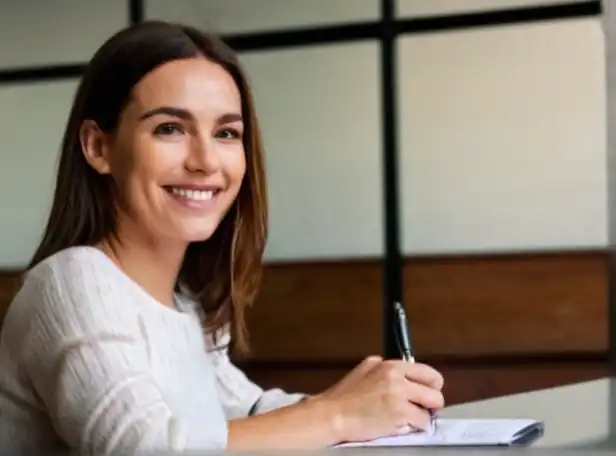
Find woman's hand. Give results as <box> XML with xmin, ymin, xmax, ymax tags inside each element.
<box><xmin>312</xmin><ymin>356</ymin><xmax>445</xmax><ymax>444</ymax></box>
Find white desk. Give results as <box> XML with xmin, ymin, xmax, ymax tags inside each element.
<box><xmin>440</xmin><ymin>377</ymin><xmax>611</xmax><ymax>448</ymax></box>
<box><xmin>218</xmin><ymin>378</ymin><xmax>614</xmax><ymax>455</ymax></box>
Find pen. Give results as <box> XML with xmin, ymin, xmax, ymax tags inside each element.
<box><xmin>393</xmin><ymin>301</ymin><xmax>438</xmax><ymax>435</ymax></box>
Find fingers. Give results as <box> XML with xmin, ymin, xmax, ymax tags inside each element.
<box><xmin>327</xmin><ymin>356</ymin><xmax>443</xmax><ymax>439</ymax></box>
<box><xmin>395</xmin><ymin>424</ymin><xmax>413</xmax><ymax>436</ymax></box>
<box><xmin>402</xmin><ymin>377</ymin><xmax>445</xmax><ymax>410</ymax></box>
<box><xmin>388</xmin><ymin>396</ymin><xmax>431</xmax><ymax>432</ymax></box>
<box><xmin>393</xmin><ymin>360</ymin><xmax>445</xmax><ymax>391</ymax></box>
<box><xmin>380</xmin><ymin>360</ymin><xmax>445</xmax><ymax>412</ymax></box>
<box><xmin>402</xmin><ymin>404</ymin><xmax>431</xmax><ymax>431</ymax></box>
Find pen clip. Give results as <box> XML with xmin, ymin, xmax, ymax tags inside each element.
<box><xmin>393</xmin><ymin>302</ymin><xmax>413</xmax><ymax>362</ymax></box>
<box><xmin>393</xmin><ymin>318</ymin><xmax>404</xmax><ymax>359</ymax></box>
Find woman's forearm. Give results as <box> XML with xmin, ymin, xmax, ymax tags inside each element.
<box><xmin>226</xmin><ymin>396</ymin><xmax>342</xmax><ymax>450</ymax></box>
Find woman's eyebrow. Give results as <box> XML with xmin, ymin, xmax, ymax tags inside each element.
<box><xmin>217</xmin><ymin>113</ymin><xmax>243</xmax><ymax>124</ymax></box>
<box><xmin>139</xmin><ymin>106</ymin><xmax>193</xmax><ymax>121</ymax></box>
<box><xmin>139</xmin><ymin>108</ymin><xmax>243</xmax><ymax>125</ymax></box>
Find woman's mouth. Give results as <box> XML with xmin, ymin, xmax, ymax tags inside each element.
<box><xmin>163</xmin><ymin>185</ymin><xmax>220</xmax><ymax>208</ymax></box>
<box><xmin>169</xmin><ymin>186</ymin><xmax>214</xmax><ymax>201</ymax></box>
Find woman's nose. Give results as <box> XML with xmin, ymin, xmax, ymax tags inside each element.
<box><xmin>185</xmin><ymin>138</ymin><xmax>221</xmax><ymax>174</ymax></box>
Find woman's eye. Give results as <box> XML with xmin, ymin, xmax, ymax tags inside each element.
<box><xmin>216</xmin><ymin>128</ymin><xmax>242</xmax><ymax>140</ymax></box>
<box><xmin>154</xmin><ymin>123</ymin><xmax>183</xmax><ymax>136</ymax></box>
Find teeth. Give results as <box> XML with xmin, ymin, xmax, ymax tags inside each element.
<box><xmin>170</xmin><ymin>187</ymin><xmax>214</xmax><ymax>201</ymax></box>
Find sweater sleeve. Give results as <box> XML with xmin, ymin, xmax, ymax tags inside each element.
<box><xmin>4</xmin><ymin>258</ymin><xmax>227</xmax><ymax>456</ymax></box>
<box><xmin>206</xmin><ymin>327</ymin><xmax>307</xmax><ymax>419</ymax></box>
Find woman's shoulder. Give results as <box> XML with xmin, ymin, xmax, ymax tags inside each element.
<box><xmin>6</xmin><ymin>246</ymin><xmax>138</xmax><ymax>331</ymax></box>
<box><xmin>24</xmin><ymin>246</ymin><xmax>126</xmax><ymax>301</ymax></box>
<box><xmin>28</xmin><ymin>245</ymin><xmax>113</xmax><ymax>279</ymax></box>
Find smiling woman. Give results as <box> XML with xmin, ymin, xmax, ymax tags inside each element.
<box><xmin>78</xmin><ymin>56</ymin><xmax>248</xmax><ymax>276</ymax></box>
<box><xmin>0</xmin><ymin>20</ymin><xmax>444</xmax><ymax>454</ymax></box>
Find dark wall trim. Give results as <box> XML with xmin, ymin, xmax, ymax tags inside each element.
<box><xmin>224</xmin><ymin>21</ymin><xmax>380</xmax><ymax>52</ymax></box>
<box><xmin>237</xmin><ymin>351</ymin><xmax>609</xmax><ymax>370</ymax></box>
<box><xmin>0</xmin><ymin>2</ymin><xmax>601</xmax><ymax>82</ymax></box>
<box><xmin>0</xmin><ymin>64</ymin><xmax>85</xmax><ymax>84</ymax></box>
<box><xmin>380</xmin><ymin>0</ymin><xmax>403</xmax><ymax>359</ymax></box>
<box><xmin>129</xmin><ymin>0</ymin><xmax>144</xmax><ymax>25</ymax></box>
<box><xmin>226</xmin><ymin>1</ymin><xmax>600</xmax><ymax>52</ymax></box>
<box><xmin>396</xmin><ymin>1</ymin><xmax>601</xmax><ymax>36</ymax></box>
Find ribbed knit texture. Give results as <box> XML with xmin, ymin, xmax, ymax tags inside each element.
<box><xmin>0</xmin><ymin>246</ymin><xmax>304</xmax><ymax>455</ymax></box>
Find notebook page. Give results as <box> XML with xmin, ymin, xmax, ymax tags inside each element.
<box><xmin>334</xmin><ymin>419</ymin><xmax>540</xmax><ymax>447</ymax></box>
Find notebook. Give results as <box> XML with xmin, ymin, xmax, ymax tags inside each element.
<box><xmin>333</xmin><ymin>419</ymin><xmax>544</xmax><ymax>448</ymax></box>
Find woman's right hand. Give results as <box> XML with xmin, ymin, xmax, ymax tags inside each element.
<box><xmin>312</xmin><ymin>355</ymin><xmax>445</xmax><ymax>444</ymax></box>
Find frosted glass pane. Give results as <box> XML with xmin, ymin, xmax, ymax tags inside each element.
<box><xmin>0</xmin><ymin>81</ymin><xmax>79</xmax><ymax>267</ymax></box>
<box><xmin>0</xmin><ymin>0</ymin><xmax>127</xmax><ymax>69</ymax></box>
<box><xmin>398</xmin><ymin>19</ymin><xmax>606</xmax><ymax>254</ymax></box>
<box><xmin>239</xmin><ymin>43</ymin><xmax>384</xmax><ymax>261</ymax></box>
<box><xmin>146</xmin><ymin>0</ymin><xmax>379</xmax><ymax>34</ymax></box>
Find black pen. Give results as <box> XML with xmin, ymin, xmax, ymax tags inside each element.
<box><xmin>393</xmin><ymin>301</ymin><xmax>437</xmax><ymax>435</ymax></box>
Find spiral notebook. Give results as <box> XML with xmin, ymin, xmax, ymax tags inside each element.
<box><xmin>334</xmin><ymin>419</ymin><xmax>544</xmax><ymax>448</ymax></box>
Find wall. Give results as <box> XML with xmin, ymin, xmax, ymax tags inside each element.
<box><xmin>0</xmin><ymin>0</ymin><xmax>609</xmax><ymax>405</ymax></box>
<box><xmin>0</xmin><ymin>1</ymin><xmax>607</xmax><ymax>266</ymax></box>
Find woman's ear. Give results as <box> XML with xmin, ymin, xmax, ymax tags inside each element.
<box><xmin>79</xmin><ymin>120</ymin><xmax>111</xmax><ymax>175</ymax></box>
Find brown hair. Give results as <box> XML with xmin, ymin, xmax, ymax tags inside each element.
<box><xmin>28</xmin><ymin>21</ymin><xmax>268</xmax><ymax>354</ymax></box>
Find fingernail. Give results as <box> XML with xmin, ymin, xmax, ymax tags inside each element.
<box><xmin>396</xmin><ymin>425</ymin><xmax>412</xmax><ymax>435</ymax></box>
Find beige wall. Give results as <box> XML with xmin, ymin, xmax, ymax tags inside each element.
<box><xmin>0</xmin><ymin>0</ymin><xmax>607</xmax><ymax>267</ymax></box>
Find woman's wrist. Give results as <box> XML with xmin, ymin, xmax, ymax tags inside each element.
<box><xmin>227</xmin><ymin>392</ymin><xmax>345</xmax><ymax>450</ymax></box>
<box><xmin>301</xmin><ymin>393</ymin><xmax>346</xmax><ymax>445</ymax></box>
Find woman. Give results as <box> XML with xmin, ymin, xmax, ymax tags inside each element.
<box><xmin>0</xmin><ymin>20</ymin><xmax>444</xmax><ymax>454</ymax></box>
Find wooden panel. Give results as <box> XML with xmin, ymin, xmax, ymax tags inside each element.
<box><xmin>0</xmin><ymin>250</ymin><xmax>608</xmax><ymax>405</ymax></box>
<box><xmin>1</xmin><ymin>251</ymin><xmax>608</xmax><ymax>362</ymax></box>
<box><xmin>240</xmin><ymin>363</ymin><xmax>350</xmax><ymax>396</ymax></box>
<box><xmin>246</xmin><ymin>251</ymin><xmax>607</xmax><ymax>362</ymax></box>
<box><xmin>246</xmin><ymin>259</ymin><xmax>384</xmax><ymax>361</ymax></box>
<box><xmin>0</xmin><ymin>271</ymin><xmax>20</xmax><ymax>313</ymax></box>
<box><xmin>403</xmin><ymin>251</ymin><xmax>609</xmax><ymax>358</ymax></box>
<box><xmin>435</xmin><ymin>357</ymin><xmax>608</xmax><ymax>405</ymax></box>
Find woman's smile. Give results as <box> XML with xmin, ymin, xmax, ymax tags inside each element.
<box><xmin>163</xmin><ymin>184</ymin><xmax>222</xmax><ymax>210</ymax></box>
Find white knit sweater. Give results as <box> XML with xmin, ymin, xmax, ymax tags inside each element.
<box><xmin>0</xmin><ymin>246</ymin><xmax>304</xmax><ymax>455</ymax></box>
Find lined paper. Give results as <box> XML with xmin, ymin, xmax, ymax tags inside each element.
<box><xmin>334</xmin><ymin>419</ymin><xmax>542</xmax><ymax>447</ymax></box>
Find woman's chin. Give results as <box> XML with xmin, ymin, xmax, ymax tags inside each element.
<box><xmin>186</xmin><ymin>235</ymin><xmax>215</xmax><ymax>244</ymax></box>
<box><xmin>160</xmin><ymin>220</ymin><xmax>222</xmax><ymax>244</ymax></box>
<box><xmin>181</xmin><ymin>227</ymin><xmax>219</xmax><ymax>243</ymax></box>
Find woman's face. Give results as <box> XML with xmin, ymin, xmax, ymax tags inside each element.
<box><xmin>84</xmin><ymin>57</ymin><xmax>246</xmax><ymax>244</ymax></box>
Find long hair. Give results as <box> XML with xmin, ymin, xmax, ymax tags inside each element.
<box><xmin>28</xmin><ymin>21</ymin><xmax>268</xmax><ymax>354</ymax></box>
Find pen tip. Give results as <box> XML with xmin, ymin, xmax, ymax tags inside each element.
<box><xmin>394</xmin><ymin>302</ymin><xmax>402</xmax><ymax>311</ymax></box>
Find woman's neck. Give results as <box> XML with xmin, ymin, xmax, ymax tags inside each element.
<box><xmin>98</xmin><ymin>226</ymin><xmax>187</xmax><ymax>310</ymax></box>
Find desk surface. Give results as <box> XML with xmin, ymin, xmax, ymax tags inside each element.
<box><xmin>217</xmin><ymin>378</ymin><xmax>615</xmax><ymax>455</ymax></box>
<box><xmin>440</xmin><ymin>377</ymin><xmax>612</xmax><ymax>448</ymax></box>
